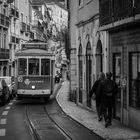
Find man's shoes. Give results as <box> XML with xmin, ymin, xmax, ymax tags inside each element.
<box><xmin>105</xmin><ymin>120</ymin><xmax>112</xmax><ymax>128</ymax></box>
<box><xmin>105</xmin><ymin>120</ymin><xmax>110</xmax><ymax>128</ymax></box>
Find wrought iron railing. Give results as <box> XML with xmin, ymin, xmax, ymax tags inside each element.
<box><xmin>100</xmin><ymin>0</ymin><xmax>140</xmax><ymax>26</ymax></box>
<box><xmin>26</xmin><ymin>24</ymin><xmax>30</xmax><ymax>33</ymax></box>
<box><xmin>0</xmin><ymin>13</ymin><xmax>10</xmax><ymax>28</ymax></box>
<box><xmin>20</xmin><ymin>22</ymin><xmax>26</xmax><ymax>32</ymax></box>
<box><xmin>0</xmin><ymin>48</ymin><xmax>10</xmax><ymax>59</ymax></box>
<box><xmin>9</xmin><ymin>4</ymin><xmax>19</xmax><ymax>19</ymax></box>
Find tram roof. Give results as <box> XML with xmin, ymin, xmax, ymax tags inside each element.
<box><xmin>15</xmin><ymin>49</ymin><xmax>54</xmax><ymax>57</ymax></box>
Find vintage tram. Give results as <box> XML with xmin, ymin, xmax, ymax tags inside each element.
<box><xmin>15</xmin><ymin>40</ymin><xmax>55</xmax><ymax>101</ymax></box>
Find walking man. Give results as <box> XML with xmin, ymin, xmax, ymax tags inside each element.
<box><xmin>97</xmin><ymin>72</ymin><xmax>118</xmax><ymax>128</ymax></box>
<box><xmin>89</xmin><ymin>72</ymin><xmax>105</xmax><ymax>121</ymax></box>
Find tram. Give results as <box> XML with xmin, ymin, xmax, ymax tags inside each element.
<box><xmin>15</xmin><ymin>40</ymin><xmax>55</xmax><ymax>101</ymax></box>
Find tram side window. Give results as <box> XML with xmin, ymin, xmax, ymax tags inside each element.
<box><xmin>29</xmin><ymin>58</ymin><xmax>39</xmax><ymax>75</ymax></box>
<box><xmin>18</xmin><ymin>58</ymin><xmax>27</xmax><ymax>75</ymax></box>
<box><xmin>41</xmin><ymin>59</ymin><xmax>50</xmax><ymax>75</ymax></box>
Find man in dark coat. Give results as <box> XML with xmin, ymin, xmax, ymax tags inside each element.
<box><xmin>97</xmin><ymin>72</ymin><xmax>118</xmax><ymax>128</ymax></box>
<box><xmin>89</xmin><ymin>72</ymin><xmax>105</xmax><ymax>121</ymax></box>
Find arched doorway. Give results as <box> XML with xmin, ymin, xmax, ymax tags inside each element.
<box><xmin>78</xmin><ymin>44</ymin><xmax>83</xmax><ymax>103</ymax></box>
<box><xmin>96</xmin><ymin>39</ymin><xmax>103</xmax><ymax>76</ymax></box>
<box><xmin>86</xmin><ymin>42</ymin><xmax>92</xmax><ymax>108</ymax></box>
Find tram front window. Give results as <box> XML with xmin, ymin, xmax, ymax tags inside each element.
<box><xmin>41</xmin><ymin>59</ymin><xmax>50</xmax><ymax>75</ymax></box>
<box><xmin>18</xmin><ymin>58</ymin><xmax>27</xmax><ymax>75</ymax></box>
<box><xmin>29</xmin><ymin>58</ymin><xmax>39</xmax><ymax>75</ymax></box>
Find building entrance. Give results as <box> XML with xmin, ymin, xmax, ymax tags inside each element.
<box><xmin>113</xmin><ymin>53</ymin><xmax>121</xmax><ymax>120</ymax></box>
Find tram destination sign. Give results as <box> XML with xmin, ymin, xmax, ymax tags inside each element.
<box><xmin>21</xmin><ymin>43</ymin><xmax>48</xmax><ymax>50</ymax></box>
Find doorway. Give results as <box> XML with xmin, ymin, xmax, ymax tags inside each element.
<box><xmin>96</xmin><ymin>39</ymin><xmax>103</xmax><ymax>75</ymax></box>
<box><xmin>86</xmin><ymin>42</ymin><xmax>92</xmax><ymax>108</ymax></box>
<box><xmin>78</xmin><ymin>45</ymin><xmax>83</xmax><ymax>103</ymax></box>
<box><xmin>113</xmin><ymin>53</ymin><xmax>121</xmax><ymax>120</ymax></box>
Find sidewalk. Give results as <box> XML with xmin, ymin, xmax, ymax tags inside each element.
<box><xmin>55</xmin><ymin>80</ymin><xmax>140</xmax><ymax>140</ymax></box>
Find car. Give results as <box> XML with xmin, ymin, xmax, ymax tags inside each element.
<box><xmin>0</xmin><ymin>77</ymin><xmax>16</xmax><ymax>99</ymax></box>
<box><xmin>0</xmin><ymin>78</ymin><xmax>10</xmax><ymax>105</ymax></box>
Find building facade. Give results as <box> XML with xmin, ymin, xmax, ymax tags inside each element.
<box><xmin>10</xmin><ymin>0</ymin><xmax>32</xmax><ymax>77</ymax></box>
<box><xmin>69</xmin><ymin>0</ymin><xmax>108</xmax><ymax>110</ymax></box>
<box><xmin>46</xmin><ymin>2</ymin><xmax>68</xmax><ymax>32</ymax></box>
<box><xmin>0</xmin><ymin>0</ymin><xmax>13</xmax><ymax>76</ymax></box>
<box><xmin>99</xmin><ymin>0</ymin><xmax>140</xmax><ymax>130</ymax></box>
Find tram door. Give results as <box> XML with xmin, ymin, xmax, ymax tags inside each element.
<box><xmin>113</xmin><ymin>53</ymin><xmax>121</xmax><ymax>120</ymax></box>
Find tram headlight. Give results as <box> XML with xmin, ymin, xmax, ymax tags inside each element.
<box><xmin>32</xmin><ymin>85</ymin><xmax>35</xmax><ymax>89</ymax></box>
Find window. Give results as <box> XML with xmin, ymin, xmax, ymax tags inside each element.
<box><xmin>21</xmin><ymin>13</ymin><xmax>23</xmax><ymax>22</ymax></box>
<box><xmin>3</xmin><ymin>8</ymin><xmax>6</xmax><ymax>15</ymax></box>
<box><xmin>26</xmin><ymin>16</ymin><xmax>28</xmax><ymax>24</ymax></box>
<box><xmin>28</xmin><ymin>58</ymin><xmax>39</xmax><ymax>75</ymax></box>
<box><xmin>41</xmin><ymin>59</ymin><xmax>50</xmax><ymax>75</ymax></box>
<box><xmin>129</xmin><ymin>53</ymin><xmax>140</xmax><ymax>109</ymax></box>
<box><xmin>18</xmin><ymin>58</ymin><xmax>27</xmax><ymax>75</ymax></box>
<box><xmin>0</xmin><ymin>33</ymin><xmax>1</xmax><ymax>48</ymax></box>
<box><xmin>4</xmin><ymin>34</ymin><xmax>6</xmax><ymax>49</ymax></box>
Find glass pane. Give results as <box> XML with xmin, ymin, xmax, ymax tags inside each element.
<box><xmin>29</xmin><ymin>58</ymin><xmax>39</xmax><ymax>75</ymax></box>
<box><xmin>130</xmin><ymin>53</ymin><xmax>140</xmax><ymax>108</ymax></box>
<box><xmin>41</xmin><ymin>59</ymin><xmax>50</xmax><ymax>75</ymax></box>
<box><xmin>115</xmin><ymin>56</ymin><xmax>121</xmax><ymax>77</ymax></box>
<box><xmin>132</xmin><ymin>54</ymin><xmax>137</xmax><ymax>79</ymax></box>
<box><xmin>138</xmin><ymin>54</ymin><xmax>140</xmax><ymax>79</ymax></box>
<box><xmin>18</xmin><ymin>58</ymin><xmax>27</xmax><ymax>75</ymax></box>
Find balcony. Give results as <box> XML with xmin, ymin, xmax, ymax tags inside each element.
<box><xmin>0</xmin><ymin>14</ymin><xmax>10</xmax><ymax>28</ymax></box>
<box><xmin>25</xmin><ymin>24</ymin><xmax>30</xmax><ymax>35</ymax></box>
<box><xmin>99</xmin><ymin>0</ymin><xmax>140</xmax><ymax>26</ymax></box>
<box><xmin>10</xmin><ymin>35</ymin><xmax>19</xmax><ymax>44</ymax></box>
<box><xmin>0</xmin><ymin>49</ymin><xmax>10</xmax><ymax>59</ymax></box>
<box><xmin>20</xmin><ymin>22</ymin><xmax>26</xmax><ymax>32</ymax></box>
<box><xmin>9</xmin><ymin>4</ymin><xmax>19</xmax><ymax>19</ymax></box>
<box><xmin>30</xmin><ymin>31</ymin><xmax>34</xmax><ymax>39</ymax></box>
<box><xmin>10</xmin><ymin>35</ymin><xmax>16</xmax><ymax>43</ymax></box>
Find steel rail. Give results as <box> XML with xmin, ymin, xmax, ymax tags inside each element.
<box><xmin>25</xmin><ymin>105</ymin><xmax>42</xmax><ymax>140</ymax></box>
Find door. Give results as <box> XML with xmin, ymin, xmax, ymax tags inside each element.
<box><xmin>86</xmin><ymin>42</ymin><xmax>92</xmax><ymax>108</ymax></box>
<box><xmin>113</xmin><ymin>53</ymin><xmax>121</xmax><ymax>120</ymax></box>
<box><xmin>78</xmin><ymin>45</ymin><xmax>83</xmax><ymax>103</ymax></box>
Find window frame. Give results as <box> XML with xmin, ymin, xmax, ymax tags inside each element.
<box><xmin>129</xmin><ymin>52</ymin><xmax>140</xmax><ymax>109</ymax></box>
<box><xmin>18</xmin><ymin>58</ymin><xmax>27</xmax><ymax>75</ymax></box>
<box><xmin>28</xmin><ymin>58</ymin><xmax>40</xmax><ymax>76</ymax></box>
<box><xmin>41</xmin><ymin>58</ymin><xmax>50</xmax><ymax>76</ymax></box>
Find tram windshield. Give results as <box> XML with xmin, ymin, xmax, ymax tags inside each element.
<box><xmin>18</xmin><ymin>58</ymin><xmax>50</xmax><ymax>76</ymax></box>
<box><xmin>18</xmin><ymin>58</ymin><xmax>27</xmax><ymax>75</ymax></box>
<box><xmin>41</xmin><ymin>59</ymin><xmax>50</xmax><ymax>75</ymax></box>
<box><xmin>29</xmin><ymin>58</ymin><xmax>39</xmax><ymax>75</ymax></box>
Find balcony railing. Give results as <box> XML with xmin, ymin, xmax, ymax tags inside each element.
<box><xmin>99</xmin><ymin>0</ymin><xmax>140</xmax><ymax>26</ymax></box>
<box><xmin>10</xmin><ymin>35</ymin><xmax>19</xmax><ymax>44</ymax></box>
<box><xmin>26</xmin><ymin>24</ymin><xmax>30</xmax><ymax>33</ymax></box>
<box><xmin>32</xmin><ymin>20</ymin><xmax>44</xmax><ymax>32</ymax></box>
<box><xmin>0</xmin><ymin>49</ymin><xmax>10</xmax><ymax>59</ymax></box>
<box><xmin>9</xmin><ymin>4</ymin><xmax>19</xmax><ymax>19</ymax></box>
<box><xmin>30</xmin><ymin>31</ymin><xmax>34</xmax><ymax>39</ymax></box>
<box><xmin>20</xmin><ymin>22</ymin><xmax>26</xmax><ymax>32</ymax></box>
<box><xmin>0</xmin><ymin>14</ymin><xmax>10</xmax><ymax>28</ymax></box>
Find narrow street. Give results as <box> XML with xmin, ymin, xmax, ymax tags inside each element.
<box><xmin>0</xmin><ymin>98</ymin><xmax>103</xmax><ymax>140</ymax></box>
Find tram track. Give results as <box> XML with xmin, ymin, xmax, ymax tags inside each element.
<box><xmin>25</xmin><ymin>103</ymin><xmax>70</xmax><ymax>140</ymax></box>
<box><xmin>25</xmin><ymin>100</ymin><xmax>104</xmax><ymax>140</ymax></box>
<box><xmin>25</xmin><ymin>105</ymin><xmax>42</xmax><ymax>140</ymax></box>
